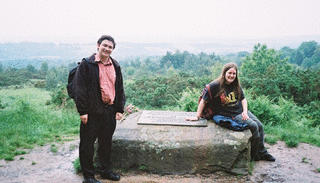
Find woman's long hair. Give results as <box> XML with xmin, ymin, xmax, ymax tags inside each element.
<box><xmin>214</xmin><ymin>63</ymin><xmax>242</xmax><ymax>100</ymax></box>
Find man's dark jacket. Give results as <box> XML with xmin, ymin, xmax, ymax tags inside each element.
<box><xmin>73</xmin><ymin>54</ymin><xmax>125</xmax><ymax>115</ymax></box>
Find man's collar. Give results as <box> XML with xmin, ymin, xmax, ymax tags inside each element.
<box><xmin>95</xmin><ymin>54</ymin><xmax>112</xmax><ymax>66</ymax></box>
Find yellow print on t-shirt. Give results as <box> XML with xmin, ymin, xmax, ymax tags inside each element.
<box><xmin>220</xmin><ymin>92</ymin><xmax>237</xmax><ymax>104</ymax></box>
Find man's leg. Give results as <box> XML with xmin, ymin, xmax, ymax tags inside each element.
<box><xmin>97</xmin><ymin>108</ymin><xmax>120</xmax><ymax>181</ymax></box>
<box><xmin>79</xmin><ymin>114</ymin><xmax>99</xmax><ymax>179</ymax></box>
<box><xmin>97</xmin><ymin>110</ymin><xmax>116</xmax><ymax>171</ymax></box>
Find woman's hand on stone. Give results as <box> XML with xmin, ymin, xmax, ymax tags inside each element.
<box><xmin>185</xmin><ymin>116</ymin><xmax>200</xmax><ymax>121</ymax></box>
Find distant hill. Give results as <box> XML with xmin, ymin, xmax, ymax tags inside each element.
<box><xmin>1</xmin><ymin>35</ymin><xmax>320</xmax><ymax>68</ymax></box>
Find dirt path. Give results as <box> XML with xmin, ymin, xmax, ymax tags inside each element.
<box><xmin>249</xmin><ymin>141</ymin><xmax>320</xmax><ymax>183</ymax></box>
<box><xmin>0</xmin><ymin>140</ymin><xmax>319</xmax><ymax>183</ymax></box>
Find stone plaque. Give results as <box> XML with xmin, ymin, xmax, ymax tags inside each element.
<box><xmin>137</xmin><ymin>110</ymin><xmax>207</xmax><ymax>127</ymax></box>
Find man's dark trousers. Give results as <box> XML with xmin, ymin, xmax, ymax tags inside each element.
<box><xmin>79</xmin><ymin>107</ymin><xmax>116</xmax><ymax>178</ymax></box>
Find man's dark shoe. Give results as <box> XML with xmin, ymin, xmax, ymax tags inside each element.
<box><xmin>83</xmin><ymin>177</ymin><xmax>101</xmax><ymax>183</ymax></box>
<box><xmin>260</xmin><ymin>153</ymin><xmax>276</xmax><ymax>162</ymax></box>
<box><xmin>252</xmin><ymin>155</ymin><xmax>260</xmax><ymax>161</ymax></box>
<box><xmin>100</xmin><ymin>171</ymin><xmax>120</xmax><ymax>181</ymax></box>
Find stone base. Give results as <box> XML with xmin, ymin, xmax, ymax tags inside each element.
<box><xmin>110</xmin><ymin>111</ymin><xmax>251</xmax><ymax>175</ymax></box>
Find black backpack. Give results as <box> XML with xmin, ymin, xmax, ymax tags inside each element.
<box><xmin>66</xmin><ymin>58</ymin><xmax>88</xmax><ymax>99</ymax></box>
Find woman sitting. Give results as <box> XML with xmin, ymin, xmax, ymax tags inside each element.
<box><xmin>186</xmin><ymin>62</ymin><xmax>275</xmax><ymax>162</ymax></box>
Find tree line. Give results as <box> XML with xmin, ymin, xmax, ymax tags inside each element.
<box><xmin>0</xmin><ymin>41</ymin><xmax>319</xmax><ymax>126</ymax></box>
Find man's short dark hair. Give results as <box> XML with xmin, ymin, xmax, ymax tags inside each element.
<box><xmin>97</xmin><ymin>35</ymin><xmax>116</xmax><ymax>49</ymax></box>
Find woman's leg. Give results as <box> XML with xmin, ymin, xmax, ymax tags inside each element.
<box><xmin>235</xmin><ymin>111</ymin><xmax>275</xmax><ymax>161</ymax></box>
<box><xmin>234</xmin><ymin>113</ymin><xmax>261</xmax><ymax>159</ymax></box>
<box><xmin>247</xmin><ymin>111</ymin><xmax>267</xmax><ymax>156</ymax></box>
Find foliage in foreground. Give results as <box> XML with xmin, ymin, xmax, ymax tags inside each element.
<box><xmin>0</xmin><ymin>88</ymin><xmax>79</xmax><ymax>160</ymax></box>
<box><xmin>73</xmin><ymin>157</ymin><xmax>81</xmax><ymax>173</ymax></box>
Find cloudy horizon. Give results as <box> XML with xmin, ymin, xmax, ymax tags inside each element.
<box><xmin>0</xmin><ymin>0</ymin><xmax>319</xmax><ymax>44</ymax></box>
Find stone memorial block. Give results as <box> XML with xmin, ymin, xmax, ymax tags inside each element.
<box><xmin>138</xmin><ymin>110</ymin><xmax>207</xmax><ymax>127</ymax></box>
<box><xmin>107</xmin><ymin>111</ymin><xmax>252</xmax><ymax>175</ymax></box>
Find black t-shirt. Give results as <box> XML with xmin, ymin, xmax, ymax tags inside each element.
<box><xmin>202</xmin><ymin>81</ymin><xmax>245</xmax><ymax>117</ymax></box>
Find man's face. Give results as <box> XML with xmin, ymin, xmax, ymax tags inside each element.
<box><xmin>97</xmin><ymin>39</ymin><xmax>114</xmax><ymax>58</ymax></box>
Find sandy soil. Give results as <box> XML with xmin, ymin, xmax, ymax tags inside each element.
<box><xmin>0</xmin><ymin>140</ymin><xmax>319</xmax><ymax>183</ymax></box>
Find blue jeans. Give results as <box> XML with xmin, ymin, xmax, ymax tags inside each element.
<box><xmin>234</xmin><ymin>111</ymin><xmax>267</xmax><ymax>159</ymax></box>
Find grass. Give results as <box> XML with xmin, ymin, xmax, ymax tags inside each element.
<box><xmin>139</xmin><ymin>164</ymin><xmax>148</xmax><ymax>171</ymax></box>
<box><xmin>4</xmin><ymin>156</ymin><xmax>14</xmax><ymax>161</ymax></box>
<box><xmin>69</xmin><ymin>144</ymin><xmax>77</xmax><ymax>151</ymax></box>
<box><xmin>264</xmin><ymin>122</ymin><xmax>320</xmax><ymax>148</ymax></box>
<box><xmin>301</xmin><ymin>157</ymin><xmax>309</xmax><ymax>163</ymax></box>
<box><xmin>246</xmin><ymin>91</ymin><xmax>320</xmax><ymax>148</ymax></box>
<box><xmin>248</xmin><ymin>161</ymin><xmax>255</xmax><ymax>175</ymax></box>
<box><xmin>73</xmin><ymin>157</ymin><xmax>81</xmax><ymax>173</ymax></box>
<box><xmin>264</xmin><ymin>135</ymin><xmax>277</xmax><ymax>145</ymax></box>
<box><xmin>280</xmin><ymin>133</ymin><xmax>299</xmax><ymax>147</ymax></box>
<box><xmin>50</xmin><ymin>144</ymin><xmax>58</xmax><ymax>153</ymax></box>
<box><xmin>0</xmin><ymin>87</ymin><xmax>79</xmax><ymax>160</ymax></box>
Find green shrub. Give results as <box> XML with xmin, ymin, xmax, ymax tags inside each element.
<box><xmin>49</xmin><ymin>85</ymin><xmax>76</xmax><ymax>109</ymax></box>
<box><xmin>240</xmin><ymin>44</ymin><xmax>320</xmax><ymax>106</ymax></box>
<box><xmin>265</xmin><ymin>136</ymin><xmax>278</xmax><ymax>145</ymax></box>
<box><xmin>178</xmin><ymin>88</ymin><xmax>200</xmax><ymax>112</ymax></box>
<box><xmin>34</xmin><ymin>80</ymin><xmax>46</xmax><ymax>88</ymax></box>
<box><xmin>14</xmin><ymin>150</ymin><xmax>26</xmax><ymax>156</ymax></box>
<box><xmin>303</xmin><ymin>101</ymin><xmax>320</xmax><ymax>127</ymax></box>
<box><xmin>139</xmin><ymin>164</ymin><xmax>148</xmax><ymax>171</ymax></box>
<box><xmin>276</xmin><ymin>97</ymin><xmax>301</xmax><ymax>123</ymax></box>
<box><xmin>125</xmin><ymin>75</ymin><xmax>210</xmax><ymax>109</ymax></box>
<box><xmin>280</xmin><ymin>133</ymin><xmax>299</xmax><ymax>147</ymax></box>
<box><xmin>246</xmin><ymin>92</ymin><xmax>282</xmax><ymax>125</ymax></box>
<box><xmin>4</xmin><ymin>156</ymin><xmax>14</xmax><ymax>161</ymax></box>
<box><xmin>50</xmin><ymin>144</ymin><xmax>58</xmax><ymax>153</ymax></box>
<box><xmin>50</xmin><ymin>85</ymin><xmax>68</xmax><ymax>107</ymax></box>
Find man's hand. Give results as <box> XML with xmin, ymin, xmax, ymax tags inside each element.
<box><xmin>116</xmin><ymin>112</ymin><xmax>123</xmax><ymax>120</ymax></box>
<box><xmin>80</xmin><ymin>114</ymin><xmax>88</xmax><ymax>125</ymax></box>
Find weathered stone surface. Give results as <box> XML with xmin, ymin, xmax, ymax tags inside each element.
<box><xmin>138</xmin><ymin>110</ymin><xmax>207</xmax><ymax>126</ymax></box>
<box><xmin>110</xmin><ymin>111</ymin><xmax>251</xmax><ymax>175</ymax></box>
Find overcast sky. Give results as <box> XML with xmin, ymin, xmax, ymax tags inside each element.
<box><xmin>0</xmin><ymin>0</ymin><xmax>319</xmax><ymax>43</ymax></box>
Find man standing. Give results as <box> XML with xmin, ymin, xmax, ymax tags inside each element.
<box><xmin>73</xmin><ymin>35</ymin><xmax>125</xmax><ymax>183</ymax></box>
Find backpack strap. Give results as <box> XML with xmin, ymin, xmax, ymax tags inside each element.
<box><xmin>205</xmin><ymin>84</ymin><xmax>213</xmax><ymax>101</ymax></box>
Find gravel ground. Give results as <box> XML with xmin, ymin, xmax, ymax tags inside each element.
<box><xmin>0</xmin><ymin>139</ymin><xmax>319</xmax><ymax>183</ymax></box>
